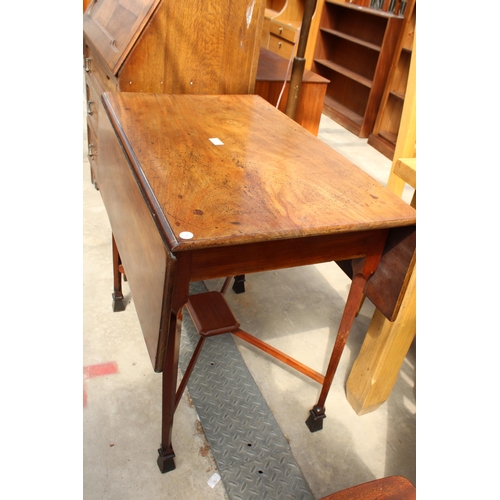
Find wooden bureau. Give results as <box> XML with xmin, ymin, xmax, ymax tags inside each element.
<box><xmin>83</xmin><ymin>0</ymin><xmax>266</xmax><ymax>187</ymax></box>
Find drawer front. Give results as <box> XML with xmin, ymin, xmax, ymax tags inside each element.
<box><xmin>269</xmin><ymin>22</ymin><xmax>299</xmax><ymax>44</ymax></box>
<box><xmin>268</xmin><ymin>34</ymin><xmax>295</xmax><ymax>60</ymax></box>
<box><xmin>86</xmin><ymin>121</ymin><xmax>99</xmax><ymax>186</ymax></box>
<box><xmin>84</xmin><ymin>43</ymin><xmax>118</xmax><ymax>93</ymax></box>
<box><xmin>85</xmin><ymin>75</ymin><xmax>102</xmax><ymax>132</ymax></box>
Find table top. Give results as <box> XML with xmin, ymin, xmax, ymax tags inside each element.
<box><xmin>101</xmin><ymin>93</ymin><xmax>416</xmax><ymax>252</ymax></box>
<box><xmin>256</xmin><ymin>47</ymin><xmax>330</xmax><ymax>84</ymax></box>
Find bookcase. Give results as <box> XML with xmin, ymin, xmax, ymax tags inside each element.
<box><xmin>368</xmin><ymin>0</ymin><xmax>416</xmax><ymax>159</ymax></box>
<box><xmin>311</xmin><ymin>1</ymin><xmax>403</xmax><ymax>137</ymax></box>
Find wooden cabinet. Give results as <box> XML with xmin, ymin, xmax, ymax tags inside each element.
<box><xmin>368</xmin><ymin>0</ymin><xmax>416</xmax><ymax>159</ymax></box>
<box><xmin>255</xmin><ymin>48</ymin><xmax>329</xmax><ymax>135</ymax></box>
<box><xmin>261</xmin><ymin>0</ymin><xmax>320</xmax><ymax>60</ymax></box>
<box><xmin>83</xmin><ymin>0</ymin><xmax>266</xmax><ymax>186</ymax></box>
<box><xmin>311</xmin><ymin>1</ymin><xmax>403</xmax><ymax>137</ymax></box>
<box><xmin>268</xmin><ymin>18</ymin><xmax>300</xmax><ymax>59</ymax></box>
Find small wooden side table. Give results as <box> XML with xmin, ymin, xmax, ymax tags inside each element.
<box><xmin>96</xmin><ymin>92</ymin><xmax>416</xmax><ymax>472</ymax></box>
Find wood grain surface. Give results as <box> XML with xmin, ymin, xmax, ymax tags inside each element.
<box><xmin>101</xmin><ymin>92</ymin><xmax>416</xmax><ymax>253</ymax></box>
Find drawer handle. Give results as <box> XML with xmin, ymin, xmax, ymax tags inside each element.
<box><xmin>87</xmin><ymin>100</ymin><xmax>94</xmax><ymax>116</ymax></box>
<box><xmin>85</xmin><ymin>57</ymin><xmax>92</xmax><ymax>73</ymax></box>
<box><xmin>278</xmin><ymin>42</ymin><xmax>282</xmax><ymax>48</ymax></box>
<box><xmin>88</xmin><ymin>143</ymin><xmax>95</xmax><ymax>158</ymax></box>
<box><xmin>279</xmin><ymin>27</ymin><xmax>283</xmax><ymax>35</ymax></box>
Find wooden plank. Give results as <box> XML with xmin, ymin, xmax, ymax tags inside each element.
<box><xmin>319</xmin><ymin>27</ymin><xmax>382</xmax><ymax>51</ymax></box>
<box><xmin>320</xmin><ymin>475</ymin><xmax>416</xmax><ymax>500</ymax></box>
<box><xmin>346</xmin><ymin>265</ymin><xmax>415</xmax><ymax>414</ymax></box>
<box><xmin>394</xmin><ymin>158</ymin><xmax>416</xmax><ymax>188</ymax></box>
<box><xmin>345</xmin><ymin>35</ymin><xmax>416</xmax><ymax>414</ymax></box>
<box><xmin>315</xmin><ymin>59</ymin><xmax>373</xmax><ymax>88</ymax></box>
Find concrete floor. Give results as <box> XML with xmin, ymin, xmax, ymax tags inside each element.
<box><xmin>83</xmin><ymin>98</ymin><xmax>416</xmax><ymax>499</ymax></box>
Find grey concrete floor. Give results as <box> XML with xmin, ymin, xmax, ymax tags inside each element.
<box><xmin>83</xmin><ymin>98</ymin><xmax>416</xmax><ymax>499</ymax></box>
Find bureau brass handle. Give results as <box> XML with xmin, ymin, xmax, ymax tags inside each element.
<box><xmin>85</xmin><ymin>57</ymin><xmax>92</xmax><ymax>72</ymax></box>
<box><xmin>279</xmin><ymin>27</ymin><xmax>283</xmax><ymax>34</ymax></box>
<box><xmin>88</xmin><ymin>143</ymin><xmax>95</xmax><ymax>158</ymax></box>
<box><xmin>87</xmin><ymin>100</ymin><xmax>94</xmax><ymax>116</ymax></box>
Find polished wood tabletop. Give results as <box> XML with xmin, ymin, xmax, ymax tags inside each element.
<box><xmin>100</xmin><ymin>93</ymin><xmax>415</xmax><ymax>251</ymax></box>
<box><xmin>97</xmin><ymin>92</ymin><xmax>416</xmax><ymax>473</ymax></box>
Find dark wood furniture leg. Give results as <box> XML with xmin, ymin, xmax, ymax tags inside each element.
<box><xmin>157</xmin><ymin>306</ymin><xmax>183</xmax><ymax>473</ymax></box>
<box><xmin>232</xmin><ymin>274</ymin><xmax>246</xmax><ymax>294</ymax></box>
<box><xmin>157</xmin><ymin>259</ymin><xmax>192</xmax><ymax>473</ymax></box>
<box><xmin>306</xmin><ymin>272</ymin><xmax>367</xmax><ymax>431</ymax></box>
<box><xmin>306</xmin><ymin>248</ymin><xmax>386</xmax><ymax>432</ymax></box>
<box><xmin>111</xmin><ymin>234</ymin><xmax>126</xmax><ymax>312</ymax></box>
<box><xmin>158</xmin><ymin>289</ymin><xmax>239</xmax><ymax>473</ymax></box>
<box><xmin>220</xmin><ymin>276</ymin><xmax>232</xmax><ymax>294</ymax></box>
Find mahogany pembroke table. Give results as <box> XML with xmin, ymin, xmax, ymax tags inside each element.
<box><xmin>96</xmin><ymin>92</ymin><xmax>416</xmax><ymax>473</ymax></box>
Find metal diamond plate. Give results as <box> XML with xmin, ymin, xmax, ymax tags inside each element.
<box><xmin>179</xmin><ymin>282</ymin><xmax>314</xmax><ymax>500</ymax></box>
<box><xmin>223</xmin><ymin>452</ymin><xmax>316</xmax><ymax>500</ymax></box>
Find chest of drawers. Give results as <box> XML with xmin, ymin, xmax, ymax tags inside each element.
<box><xmin>268</xmin><ymin>18</ymin><xmax>301</xmax><ymax>59</ymax></box>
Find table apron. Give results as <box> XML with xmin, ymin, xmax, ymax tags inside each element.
<box><xmin>185</xmin><ymin>230</ymin><xmax>387</xmax><ymax>282</ymax></box>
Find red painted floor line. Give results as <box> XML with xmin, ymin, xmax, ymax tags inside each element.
<box><xmin>84</xmin><ymin>361</ymin><xmax>119</xmax><ymax>379</ymax></box>
<box><xmin>83</xmin><ymin>361</ymin><xmax>119</xmax><ymax>407</ymax></box>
